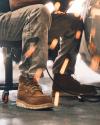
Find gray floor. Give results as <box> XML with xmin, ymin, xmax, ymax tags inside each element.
<box><xmin>0</xmin><ymin>49</ymin><xmax>100</xmax><ymax>125</ymax></box>
<box><xmin>0</xmin><ymin>86</ymin><xmax>100</xmax><ymax>125</ymax></box>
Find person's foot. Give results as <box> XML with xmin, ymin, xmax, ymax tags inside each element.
<box><xmin>53</xmin><ymin>73</ymin><xmax>97</xmax><ymax>96</ymax></box>
<box><xmin>16</xmin><ymin>74</ymin><xmax>53</xmax><ymax>109</ymax></box>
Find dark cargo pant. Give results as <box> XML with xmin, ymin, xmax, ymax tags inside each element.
<box><xmin>0</xmin><ymin>4</ymin><xmax>51</xmax><ymax>76</ymax></box>
<box><xmin>49</xmin><ymin>13</ymin><xmax>83</xmax><ymax>76</ymax></box>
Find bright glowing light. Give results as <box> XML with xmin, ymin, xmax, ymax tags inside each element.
<box><xmin>0</xmin><ymin>49</ymin><xmax>5</xmax><ymax>81</ymax></box>
<box><xmin>50</xmin><ymin>38</ymin><xmax>58</xmax><ymax>50</ymax></box>
<box><xmin>67</xmin><ymin>0</ymin><xmax>85</xmax><ymax>15</ymax></box>
<box><xmin>54</xmin><ymin>2</ymin><xmax>61</xmax><ymax>11</ymax></box>
<box><xmin>45</xmin><ymin>2</ymin><xmax>55</xmax><ymax>14</ymax></box>
<box><xmin>0</xmin><ymin>49</ymin><xmax>4</xmax><ymax>65</ymax></box>
<box><xmin>67</xmin><ymin>0</ymin><xmax>91</xmax><ymax>20</ymax></box>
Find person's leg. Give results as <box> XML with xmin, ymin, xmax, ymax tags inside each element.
<box><xmin>17</xmin><ymin>5</ymin><xmax>53</xmax><ymax>109</ymax></box>
<box><xmin>49</xmin><ymin>13</ymin><xmax>97</xmax><ymax>95</ymax></box>
<box><xmin>52</xmin><ymin>14</ymin><xmax>83</xmax><ymax>76</ymax></box>
<box><xmin>0</xmin><ymin>4</ymin><xmax>53</xmax><ymax>109</ymax></box>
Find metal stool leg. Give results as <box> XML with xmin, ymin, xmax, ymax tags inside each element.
<box><xmin>2</xmin><ymin>48</ymin><xmax>13</xmax><ymax>103</ymax></box>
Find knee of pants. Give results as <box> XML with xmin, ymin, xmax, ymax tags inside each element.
<box><xmin>39</xmin><ymin>5</ymin><xmax>51</xmax><ymax>29</ymax></box>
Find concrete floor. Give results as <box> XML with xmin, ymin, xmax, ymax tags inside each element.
<box><xmin>0</xmin><ymin>88</ymin><xmax>100</xmax><ymax>125</ymax></box>
<box><xmin>0</xmin><ymin>49</ymin><xmax>100</xmax><ymax>125</ymax></box>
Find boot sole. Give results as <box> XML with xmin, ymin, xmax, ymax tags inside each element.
<box><xmin>52</xmin><ymin>90</ymin><xmax>96</xmax><ymax>97</ymax></box>
<box><xmin>16</xmin><ymin>99</ymin><xmax>53</xmax><ymax>110</ymax></box>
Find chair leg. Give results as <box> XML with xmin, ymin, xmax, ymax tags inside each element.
<box><xmin>2</xmin><ymin>48</ymin><xmax>13</xmax><ymax>103</ymax></box>
<box><xmin>5</xmin><ymin>48</ymin><xmax>13</xmax><ymax>90</ymax></box>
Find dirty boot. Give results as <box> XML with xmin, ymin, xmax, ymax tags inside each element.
<box><xmin>16</xmin><ymin>74</ymin><xmax>53</xmax><ymax>109</ymax></box>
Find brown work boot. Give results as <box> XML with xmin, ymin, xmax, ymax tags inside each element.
<box><xmin>16</xmin><ymin>75</ymin><xmax>53</xmax><ymax>109</ymax></box>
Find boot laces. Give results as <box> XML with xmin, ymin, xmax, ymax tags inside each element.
<box><xmin>27</xmin><ymin>76</ymin><xmax>43</xmax><ymax>93</ymax></box>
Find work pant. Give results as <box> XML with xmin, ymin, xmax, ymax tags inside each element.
<box><xmin>0</xmin><ymin>4</ymin><xmax>51</xmax><ymax>77</ymax></box>
<box><xmin>49</xmin><ymin>13</ymin><xmax>84</xmax><ymax>76</ymax></box>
